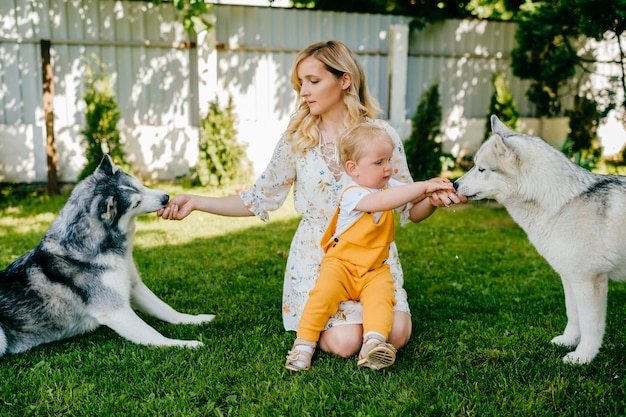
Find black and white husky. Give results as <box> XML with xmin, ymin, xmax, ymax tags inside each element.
<box><xmin>0</xmin><ymin>155</ymin><xmax>214</xmax><ymax>357</ymax></box>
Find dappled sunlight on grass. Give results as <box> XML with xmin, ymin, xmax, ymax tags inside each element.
<box><xmin>0</xmin><ymin>211</ymin><xmax>57</xmax><ymax>264</ymax></box>
<box><xmin>0</xmin><ymin>212</ymin><xmax>56</xmax><ymax>231</ymax></box>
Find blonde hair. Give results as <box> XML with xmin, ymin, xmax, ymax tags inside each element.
<box><xmin>337</xmin><ymin>123</ymin><xmax>394</xmax><ymax>168</ymax></box>
<box><xmin>285</xmin><ymin>41</ymin><xmax>383</xmax><ymax>153</ymax></box>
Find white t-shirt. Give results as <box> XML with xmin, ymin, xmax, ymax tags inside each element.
<box><xmin>333</xmin><ymin>178</ymin><xmax>404</xmax><ymax>238</ymax></box>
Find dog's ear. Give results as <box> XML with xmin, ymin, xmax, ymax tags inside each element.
<box><xmin>99</xmin><ymin>195</ymin><xmax>118</xmax><ymax>224</ymax></box>
<box><xmin>491</xmin><ymin>115</ymin><xmax>514</xmax><ymax>136</ymax></box>
<box><xmin>491</xmin><ymin>133</ymin><xmax>520</xmax><ymax>165</ymax></box>
<box><xmin>96</xmin><ymin>154</ymin><xmax>121</xmax><ymax>176</ymax></box>
<box><xmin>492</xmin><ymin>134</ymin><xmax>510</xmax><ymax>156</ymax></box>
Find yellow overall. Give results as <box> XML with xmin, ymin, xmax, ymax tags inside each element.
<box><xmin>297</xmin><ymin>187</ymin><xmax>397</xmax><ymax>342</ymax></box>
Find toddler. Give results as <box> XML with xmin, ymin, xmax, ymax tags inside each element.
<box><xmin>286</xmin><ymin>123</ymin><xmax>454</xmax><ymax>371</ymax></box>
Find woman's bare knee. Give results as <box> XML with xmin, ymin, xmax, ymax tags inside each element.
<box><xmin>388</xmin><ymin>311</ymin><xmax>412</xmax><ymax>349</ymax></box>
<box><xmin>319</xmin><ymin>325</ymin><xmax>362</xmax><ymax>357</ymax></box>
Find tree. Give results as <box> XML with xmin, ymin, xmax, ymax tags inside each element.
<box><xmin>290</xmin><ymin>0</ymin><xmax>524</xmax><ymax>23</ymax></box>
<box><xmin>195</xmin><ymin>96</ymin><xmax>253</xmax><ymax>187</ymax></box>
<box><xmin>152</xmin><ymin>0</ymin><xmax>213</xmax><ymax>33</ymax></box>
<box><xmin>484</xmin><ymin>71</ymin><xmax>519</xmax><ymax>142</ymax></box>
<box><xmin>566</xmin><ymin>93</ymin><xmax>602</xmax><ymax>153</ymax></box>
<box><xmin>404</xmin><ymin>82</ymin><xmax>443</xmax><ymax>180</ymax></box>
<box><xmin>291</xmin><ymin>0</ymin><xmax>470</xmax><ymax>27</ymax></box>
<box><xmin>511</xmin><ymin>0</ymin><xmax>626</xmax><ymax>119</ymax></box>
<box><xmin>510</xmin><ymin>3</ymin><xmax>580</xmax><ymax>117</ymax></box>
<box><xmin>79</xmin><ymin>56</ymin><xmax>127</xmax><ymax>180</ymax></box>
<box><xmin>465</xmin><ymin>0</ymin><xmax>524</xmax><ymax>20</ymax></box>
<box><xmin>574</xmin><ymin>0</ymin><xmax>626</xmax><ymax>117</ymax></box>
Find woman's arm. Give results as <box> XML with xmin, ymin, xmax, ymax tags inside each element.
<box><xmin>408</xmin><ymin>196</ymin><xmax>437</xmax><ymax>223</ymax></box>
<box><xmin>159</xmin><ymin>134</ymin><xmax>298</xmax><ymax>222</ymax></box>
<box><xmin>158</xmin><ymin>194</ymin><xmax>253</xmax><ymax>220</ymax></box>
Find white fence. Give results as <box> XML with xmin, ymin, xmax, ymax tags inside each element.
<box><xmin>1</xmin><ymin>1</ymin><xmax>624</xmax><ymax>183</ymax></box>
<box><xmin>1</xmin><ymin>0</ymin><xmax>199</xmax><ymax>182</ymax></box>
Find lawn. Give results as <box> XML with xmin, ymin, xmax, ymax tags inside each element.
<box><xmin>1</xmin><ymin>185</ymin><xmax>625</xmax><ymax>416</ymax></box>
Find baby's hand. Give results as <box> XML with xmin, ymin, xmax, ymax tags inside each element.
<box><xmin>426</xmin><ymin>177</ymin><xmax>467</xmax><ymax>207</ymax></box>
<box><xmin>424</xmin><ymin>177</ymin><xmax>455</xmax><ymax>195</ymax></box>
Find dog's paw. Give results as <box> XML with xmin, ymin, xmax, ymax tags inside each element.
<box><xmin>180</xmin><ymin>340</ymin><xmax>204</xmax><ymax>348</ymax></box>
<box><xmin>562</xmin><ymin>351</ymin><xmax>593</xmax><ymax>365</ymax></box>
<box><xmin>170</xmin><ymin>313</ymin><xmax>216</xmax><ymax>325</ymax></box>
<box><xmin>550</xmin><ymin>334</ymin><xmax>579</xmax><ymax>347</ymax></box>
<box><xmin>189</xmin><ymin>314</ymin><xmax>215</xmax><ymax>324</ymax></box>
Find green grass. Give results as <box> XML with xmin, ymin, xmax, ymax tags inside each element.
<box><xmin>1</xmin><ymin>186</ymin><xmax>626</xmax><ymax>416</ymax></box>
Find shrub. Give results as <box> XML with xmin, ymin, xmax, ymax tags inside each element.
<box><xmin>556</xmin><ymin>137</ymin><xmax>597</xmax><ymax>171</ymax></box>
<box><xmin>560</xmin><ymin>93</ymin><xmax>603</xmax><ymax>169</ymax></box>
<box><xmin>484</xmin><ymin>71</ymin><xmax>519</xmax><ymax>141</ymax></box>
<box><xmin>79</xmin><ymin>55</ymin><xmax>127</xmax><ymax>180</ymax></box>
<box><xmin>195</xmin><ymin>95</ymin><xmax>253</xmax><ymax>187</ymax></box>
<box><xmin>404</xmin><ymin>82</ymin><xmax>443</xmax><ymax>180</ymax></box>
<box><xmin>566</xmin><ymin>94</ymin><xmax>602</xmax><ymax>153</ymax></box>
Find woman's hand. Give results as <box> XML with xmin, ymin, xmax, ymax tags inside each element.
<box><xmin>429</xmin><ymin>189</ymin><xmax>467</xmax><ymax>208</ymax></box>
<box><xmin>157</xmin><ymin>194</ymin><xmax>195</xmax><ymax>220</ymax></box>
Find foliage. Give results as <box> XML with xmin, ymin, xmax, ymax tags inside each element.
<box><xmin>290</xmin><ymin>0</ymin><xmax>524</xmax><ymax>25</ymax></box>
<box><xmin>553</xmin><ymin>93</ymin><xmax>603</xmax><ymax>170</ymax></box>
<box><xmin>194</xmin><ymin>96</ymin><xmax>253</xmax><ymax>187</ymax></box>
<box><xmin>510</xmin><ymin>4</ymin><xmax>579</xmax><ymax>117</ymax></box>
<box><xmin>79</xmin><ymin>56</ymin><xmax>127</xmax><ymax>181</ymax></box>
<box><xmin>291</xmin><ymin>0</ymin><xmax>467</xmax><ymax>16</ymax></box>
<box><xmin>404</xmin><ymin>82</ymin><xmax>443</xmax><ymax>180</ymax></box>
<box><xmin>580</xmin><ymin>0</ymin><xmax>626</xmax><ymax>109</ymax></box>
<box><xmin>465</xmin><ymin>0</ymin><xmax>525</xmax><ymax>19</ymax></box>
<box><xmin>484</xmin><ymin>71</ymin><xmax>520</xmax><ymax>142</ymax></box>
<box><xmin>0</xmin><ymin>184</ymin><xmax>50</xmax><ymax>210</ymax></box>
<box><xmin>566</xmin><ymin>93</ymin><xmax>603</xmax><ymax>153</ymax></box>
<box><xmin>511</xmin><ymin>0</ymin><xmax>626</xmax><ymax>118</ymax></box>
<box><xmin>291</xmin><ymin>0</ymin><xmax>469</xmax><ymax>28</ymax></box>
<box><xmin>286</xmin><ymin>0</ymin><xmax>626</xmax><ymax>119</ymax></box>
<box><xmin>572</xmin><ymin>0</ymin><xmax>626</xmax><ymax>40</ymax></box>
<box><xmin>557</xmin><ymin>137</ymin><xmax>598</xmax><ymax>171</ymax></box>
<box><xmin>621</xmin><ymin>144</ymin><xmax>626</xmax><ymax>166</ymax></box>
<box><xmin>3</xmin><ymin>193</ymin><xmax>626</xmax><ymax>415</ymax></box>
<box><xmin>152</xmin><ymin>0</ymin><xmax>213</xmax><ymax>33</ymax></box>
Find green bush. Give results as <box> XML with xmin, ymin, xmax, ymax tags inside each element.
<box><xmin>566</xmin><ymin>94</ymin><xmax>602</xmax><ymax>153</ymax></box>
<box><xmin>558</xmin><ymin>93</ymin><xmax>604</xmax><ymax>170</ymax></box>
<box><xmin>404</xmin><ymin>82</ymin><xmax>443</xmax><ymax>180</ymax></box>
<box><xmin>194</xmin><ymin>95</ymin><xmax>253</xmax><ymax>187</ymax></box>
<box><xmin>484</xmin><ymin>71</ymin><xmax>519</xmax><ymax>142</ymax></box>
<box><xmin>79</xmin><ymin>55</ymin><xmax>127</xmax><ymax>180</ymax></box>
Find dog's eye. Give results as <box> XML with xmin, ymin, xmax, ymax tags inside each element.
<box><xmin>478</xmin><ymin>167</ymin><xmax>485</xmax><ymax>173</ymax></box>
<box><xmin>133</xmin><ymin>201</ymin><xmax>141</xmax><ymax>208</ymax></box>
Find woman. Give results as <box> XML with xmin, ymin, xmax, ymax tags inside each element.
<box><xmin>158</xmin><ymin>40</ymin><xmax>465</xmax><ymax>358</ymax></box>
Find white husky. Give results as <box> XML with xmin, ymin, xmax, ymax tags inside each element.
<box><xmin>0</xmin><ymin>155</ymin><xmax>214</xmax><ymax>357</ymax></box>
<box><xmin>454</xmin><ymin>115</ymin><xmax>626</xmax><ymax>364</ymax></box>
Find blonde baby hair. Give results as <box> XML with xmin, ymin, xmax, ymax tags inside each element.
<box><xmin>337</xmin><ymin>123</ymin><xmax>394</xmax><ymax>169</ymax></box>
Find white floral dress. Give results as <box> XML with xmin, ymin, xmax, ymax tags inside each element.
<box><xmin>240</xmin><ymin>119</ymin><xmax>414</xmax><ymax>332</ymax></box>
